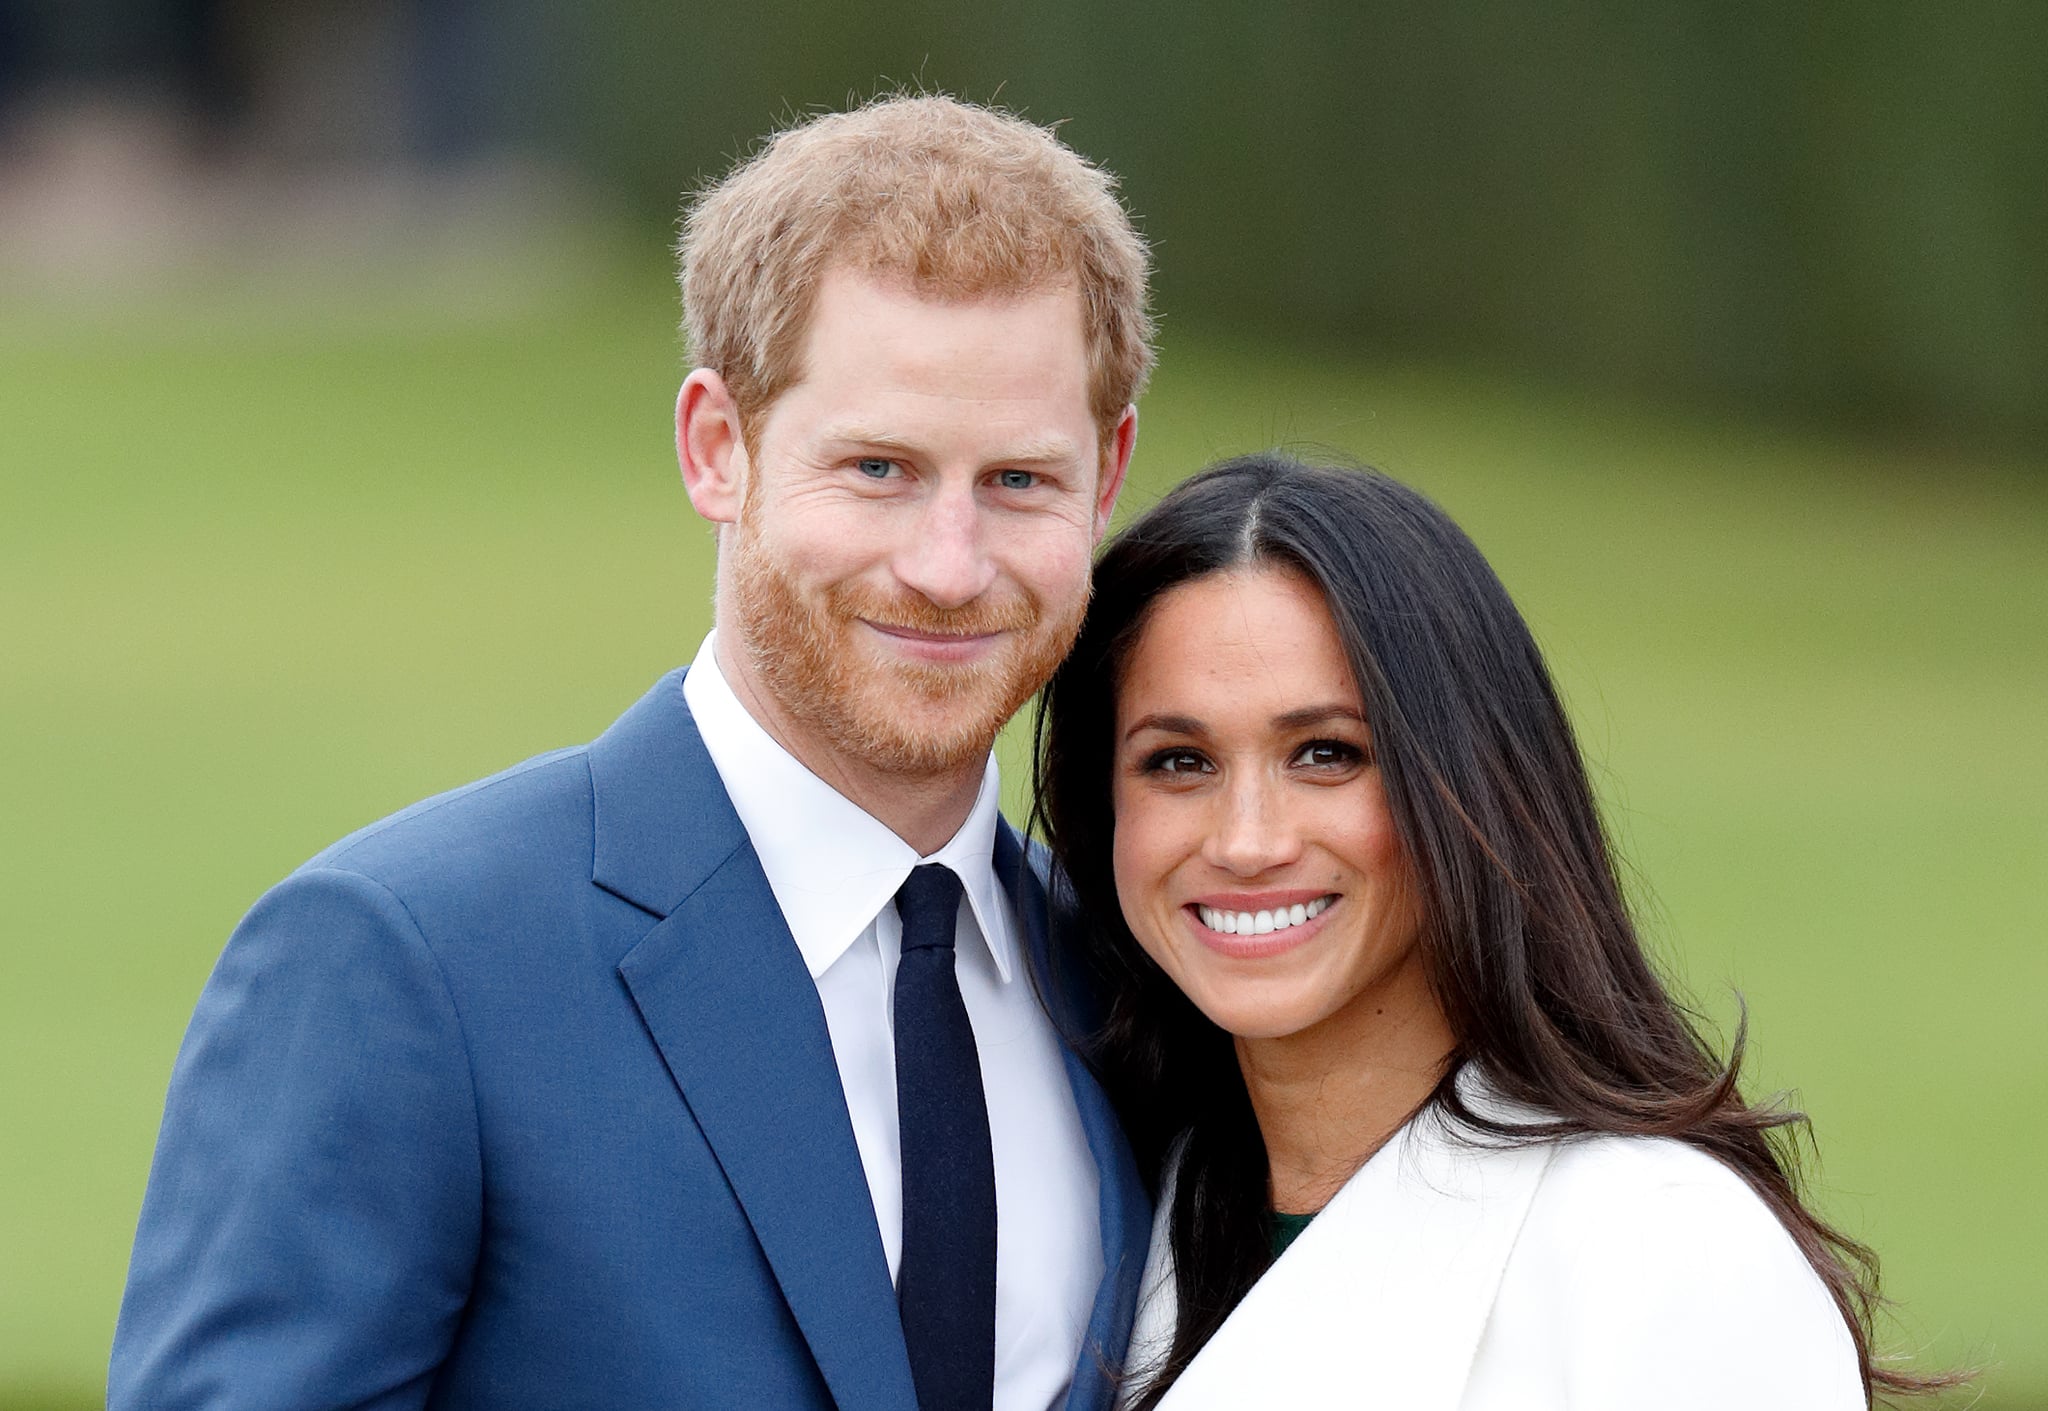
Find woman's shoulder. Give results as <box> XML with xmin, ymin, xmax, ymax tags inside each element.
<box><xmin>1450</xmin><ymin>1076</ymin><xmax>1817</xmax><ymax>1270</ymax></box>
<box><xmin>1510</xmin><ymin>1131</ymin><xmax>1815</xmax><ymax>1286</ymax></box>
<box><xmin>1489</xmin><ymin>1131</ymin><xmax>1863</xmax><ymax>1405</ymax></box>
<box><xmin>1523</xmin><ymin>1132</ymin><xmax>1801</xmax><ymax>1258</ymax></box>
<box><xmin>1534</xmin><ymin>1131</ymin><xmax>1771</xmax><ymax>1215</ymax></box>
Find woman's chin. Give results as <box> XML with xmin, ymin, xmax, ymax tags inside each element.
<box><xmin>1185</xmin><ymin>985</ymin><xmax>1329</xmax><ymax>1043</ymax></box>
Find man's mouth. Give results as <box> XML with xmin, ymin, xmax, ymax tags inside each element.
<box><xmin>866</xmin><ymin>622</ymin><xmax>999</xmax><ymax>642</ymax></box>
<box><xmin>861</xmin><ymin>620</ymin><xmax>1008</xmax><ymax>664</ymax></box>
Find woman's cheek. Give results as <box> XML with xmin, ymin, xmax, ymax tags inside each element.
<box><xmin>1109</xmin><ymin>788</ymin><xmax>1174</xmax><ymax>965</ymax></box>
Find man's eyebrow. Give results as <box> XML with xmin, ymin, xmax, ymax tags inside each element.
<box><xmin>982</xmin><ymin>434</ymin><xmax>1083</xmax><ymax>466</ymax></box>
<box><xmin>817</xmin><ymin>425</ymin><xmax>1082</xmax><ymax>465</ymax></box>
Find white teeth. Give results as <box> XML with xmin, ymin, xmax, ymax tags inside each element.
<box><xmin>1197</xmin><ymin>896</ymin><xmax>1335</xmax><ymax>936</ymax></box>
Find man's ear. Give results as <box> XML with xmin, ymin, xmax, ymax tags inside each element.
<box><xmin>677</xmin><ymin>369</ymin><xmax>747</xmax><ymax>524</ymax></box>
<box><xmin>1093</xmin><ymin>403</ymin><xmax>1139</xmax><ymax>538</ymax></box>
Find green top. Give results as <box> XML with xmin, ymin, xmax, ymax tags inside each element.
<box><xmin>1270</xmin><ymin>1209</ymin><xmax>1316</xmax><ymax>1258</ymax></box>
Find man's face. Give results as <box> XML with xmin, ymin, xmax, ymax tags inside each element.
<box><xmin>717</xmin><ymin>267</ymin><xmax>1127</xmax><ymax>779</ymax></box>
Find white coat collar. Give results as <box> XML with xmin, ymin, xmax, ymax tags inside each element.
<box><xmin>1127</xmin><ymin>1067</ymin><xmax>1558</xmax><ymax>1410</ymax></box>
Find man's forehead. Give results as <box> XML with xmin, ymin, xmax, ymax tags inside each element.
<box><xmin>803</xmin><ymin>268</ymin><xmax>1086</xmax><ymax>349</ymax></box>
<box><xmin>756</xmin><ymin>268</ymin><xmax>1098</xmax><ymax>457</ymax></box>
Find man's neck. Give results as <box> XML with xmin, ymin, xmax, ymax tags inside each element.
<box><xmin>712</xmin><ymin>633</ymin><xmax>986</xmax><ymax>857</ymax></box>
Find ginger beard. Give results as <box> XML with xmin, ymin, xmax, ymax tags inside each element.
<box><xmin>723</xmin><ymin>513</ymin><xmax>1088</xmax><ymax>777</ymax></box>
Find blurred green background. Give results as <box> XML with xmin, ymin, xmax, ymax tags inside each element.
<box><xmin>2</xmin><ymin>3</ymin><xmax>2044</xmax><ymax>1406</ymax></box>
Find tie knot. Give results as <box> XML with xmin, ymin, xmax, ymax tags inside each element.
<box><xmin>896</xmin><ymin>864</ymin><xmax>964</xmax><ymax>953</ymax></box>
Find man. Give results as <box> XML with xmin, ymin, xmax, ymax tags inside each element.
<box><xmin>110</xmin><ymin>95</ymin><xmax>1153</xmax><ymax>1411</ymax></box>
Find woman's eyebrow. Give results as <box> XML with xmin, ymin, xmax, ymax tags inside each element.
<box><xmin>1271</xmin><ymin>704</ymin><xmax>1368</xmax><ymax>731</ymax></box>
<box><xmin>1121</xmin><ymin>705</ymin><xmax>1366</xmax><ymax>743</ymax></box>
<box><xmin>1122</xmin><ymin>712</ymin><xmax>1205</xmax><ymax>743</ymax></box>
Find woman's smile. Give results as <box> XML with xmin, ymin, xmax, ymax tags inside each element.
<box><xmin>1186</xmin><ymin>893</ymin><xmax>1337</xmax><ymax>957</ymax></box>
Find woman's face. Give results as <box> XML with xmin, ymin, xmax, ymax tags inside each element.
<box><xmin>1110</xmin><ymin>566</ymin><xmax>1431</xmax><ymax>1045</ymax></box>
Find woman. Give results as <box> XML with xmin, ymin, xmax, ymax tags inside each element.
<box><xmin>1034</xmin><ymin>455</ymin><xmax>1953</xmax><ymax>1409</ymax></box>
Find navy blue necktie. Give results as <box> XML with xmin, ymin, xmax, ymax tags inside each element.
<box><xmin>893</xmin><ymin>864</ymin><xmax>997</xmax><ymax>1411</ymax></box>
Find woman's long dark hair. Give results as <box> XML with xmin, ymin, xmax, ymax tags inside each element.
<box><xmin>1033</xmin><ymin>454</ymin><xmax>1955</xmax><ymax>1408</ymax></box>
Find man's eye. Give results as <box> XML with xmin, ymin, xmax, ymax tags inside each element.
<box><xmin>994</xmin><ymin>469</ymin><xmax>1038</xmax><ymax>490</ymax></box>
<box><xmin>856</xmin><ymin>458</ymin><xmax>897</xmax><ymax>479</ymax></box>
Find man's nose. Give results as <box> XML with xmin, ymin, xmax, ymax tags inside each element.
<box><xmin>894</xmin><ymin>483</ymin><xmax>997</xmax><ymax>609</ymax></box>
<box><xmin>1201</xmin><ymin>776</ymin><xmax>1303</xmax><ymax>877</ymax></box>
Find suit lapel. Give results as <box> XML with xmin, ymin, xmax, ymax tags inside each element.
<box><xmin>998</xmin><ymin>826</ymin><xmax>1152</xmax><ymax>1411</ymax></box>
<box><xmin>592</xmin><ymin>673</ymin><xmax>917</xmax><ymax>1411</ymax></box>
<box><xmin>1158</xmin><ymin>1086</ymin><xmax>1555</xmax><ymax>1410</ymax></box>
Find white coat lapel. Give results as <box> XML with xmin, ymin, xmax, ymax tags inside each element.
<box><xmin>1144</xmin><ymin>1101</ymin><xmax>1556</xmax><ymax>1410</ymax></box>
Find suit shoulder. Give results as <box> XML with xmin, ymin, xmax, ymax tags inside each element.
<box><xmin>297</xmin><ymin>744</ymin><xmax>595</xmax><ymax>893</ymax></box>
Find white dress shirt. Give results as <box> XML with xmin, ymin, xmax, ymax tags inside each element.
<box><xmin>684</xmin><ymin>634</ymin><xmax>1103</xmax><ymax>1411</ymax></box>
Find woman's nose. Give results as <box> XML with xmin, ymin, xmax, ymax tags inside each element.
<box><xmin>1201</xmin><ymin>778</ymin><xmax>1303</xmax><ymax>877</ymax></box>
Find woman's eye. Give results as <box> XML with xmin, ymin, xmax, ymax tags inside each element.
<box><xmin>1293</xmin><ymin>739</ymin><xmax>1363</xmax><ymax>769</ymax></box>
<box><xmin>1144</xmin><ymin>748</ymin><xmax>1211</xmax><ymax>776</ymax></box>
<box><xmin>856</xmin><ymin>457</ymin><xmax>897</xmax><ymax>479</ymax></box>
<box><xmin>994</xmin><ymin>468</ymin><xmax>1038</xmax><ymax>491</ymax></box>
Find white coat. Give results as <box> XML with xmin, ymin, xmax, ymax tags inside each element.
<box><xmin>1125</xmin><ymin>1078</ymin><xmax>1865</xmax><ymax>1410</ymax></box>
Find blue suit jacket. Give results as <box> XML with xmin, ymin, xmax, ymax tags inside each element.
<box><xmin>110</xmin><ymin>669</ymin><xmax>1150</xmax><ymax>1410</ymax></box>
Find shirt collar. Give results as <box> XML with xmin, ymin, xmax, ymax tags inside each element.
<box><xmin>682</xmin><ymin>632</ymin><xmax>1016</xmax><ymax>983</ymax></box>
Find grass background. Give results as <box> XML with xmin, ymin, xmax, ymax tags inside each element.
<box><xmin>3</xmin><ymin>247</ymin><xmax>2041</xmax><ymax>1405</ymax></box>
